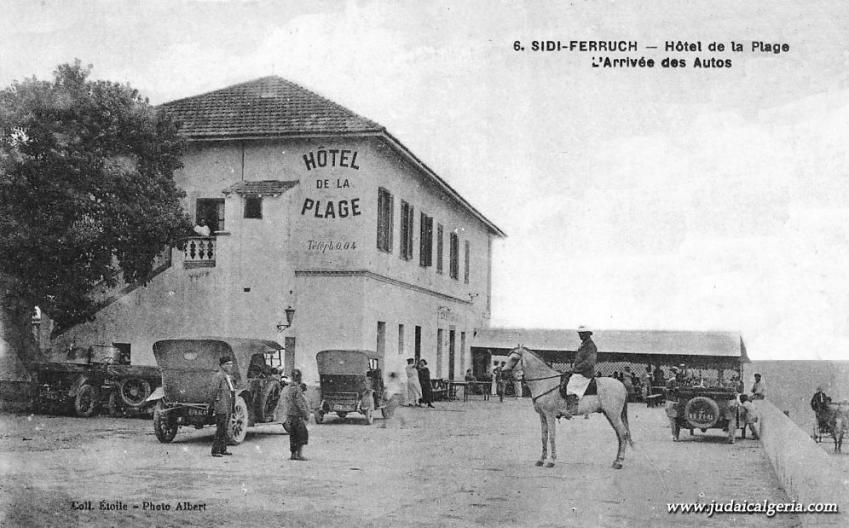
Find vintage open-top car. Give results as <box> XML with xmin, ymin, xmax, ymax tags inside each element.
<box><xmin>315</xmin><ymin>349</ymin><xmax>385</xmax><ymax>425</ymax></box>
<box><xmin>146</xmin><ymin>338</ymin><xmax>286</xmax><ymax>444</ymax></box>
<box><xmin>667</xmin><ymin>385</ymin><xmax>743</xmax><ymax>441</ymax></box>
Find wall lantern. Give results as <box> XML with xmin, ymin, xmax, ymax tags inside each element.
<box><xmin>276</xmin><ymin>306</ymin><xmax>296</xmax><ymax>331</ymax></box>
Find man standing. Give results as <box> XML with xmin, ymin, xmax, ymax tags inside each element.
<box><xmin>283</xmin><ymin>369</ymin><xmax>310</xmax><ymax>460</ymax></box>
<box><xmin>564</xmin><ymin>326</ymin><xmax>597</xmax><ymax>417</ymax></box>
<box><xmin>209</xmin><ymin>356</ymin><xmax>235</xmax><ymax>457</ymax></box>
<box><xmin>751</xmin><ymin>373</ymin><xmax>765</xmax><ymax>400</ymax></box>
<box><xmin>811</xmin><ymin>386</ymin><xmax>830</xmax><ymax>431</ymax></box>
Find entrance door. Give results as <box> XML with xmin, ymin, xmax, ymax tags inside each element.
<box><xmin>448</xmin><ymin>327</ymin><xmax>456</xmax><ymax>381</ymax></box>
<box><xmin>414</xmin><ymin>326</ymin><xmax>422</xmax><ymax>363</ymax></box>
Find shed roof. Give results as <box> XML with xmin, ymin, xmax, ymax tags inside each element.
<box><xmin>222</xmin><ymin>180</ymin><xmax>299</xmax><ymax>196</ymax></box>
<box><xmin>473</xmin><ymin>328</ymin><xmax>747</xmax><ymax>360</ymax></box>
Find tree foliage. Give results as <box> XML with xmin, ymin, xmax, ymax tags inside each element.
<box><xmin>0</xmin><ymin>61</ymin><xmax>191</xmax><ymax>332</ymax></box>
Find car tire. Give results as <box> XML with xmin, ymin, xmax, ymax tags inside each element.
<box><xmin>153</xmin><ymin>401</ymin><xmax>178</xmax><ymax>443</ymax></box>
<box><xmin>257</xmin><ymin>383</ymin><xmax>281</xmax><ymax>423</ymax></box>
<box><xmin>118</xmin><ymin>378</ymin><xmax>151</xmax><ymax>408</ymax></box>
<box><xmin>684</xmin><ymin>396</ymin><xmax>720</xmax><ymax>429</ymax></box>
<box><xmin>74</xmin><ymin>384</ymin><xmax>99</xmax><ymax>417</ymax></box>
<box><xmin>227</xmin><ymin>396</ymin><xmax>249</xmax><ymax>445</ymax></box>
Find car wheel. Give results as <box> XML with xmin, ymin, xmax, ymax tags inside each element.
<box><xmin>365</xmin><ymin>408</ymin><xmax>374</xmax><ymax>425</ymax></box>
<box><xmin>257</xmin><ymin>383</ymin><xmax>281</xmax><ymax>423</ymax></box>
<box><xmin>74</xmin><ymin>384</ymin><xmax>99</xmax><ymax>417</ymax></box>
<box><xmin>153</xmin><ymin>401</ymin><xmax>177</xmax><ymax>443</ymax></box>
<box><xmin>315</xmin><ymin>410</ymin><xmax>325</xmax><ymax>424</ymax></box>
<box><xmin>227</xmin><ymin>396</ymin><xmax>249</xmax><ymax>445</ymax></box>
<box><xmin>118</xmin><ymin>378</ymin><xmax>151</xmax><ymax>408</ymax></box>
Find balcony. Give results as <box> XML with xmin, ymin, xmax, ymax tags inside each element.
<box><xmin>184</xmin><ymin>237</ymin><xmax>216</xmax><ymax>268</ymax></box>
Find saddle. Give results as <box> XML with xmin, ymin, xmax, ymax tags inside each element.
<box><xmin>558</xmin><ymin>373</ymin><xmax>597</xmax><ymax>399</ymax></box>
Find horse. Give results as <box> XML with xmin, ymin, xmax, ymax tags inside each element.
<box><xmin>502</xmin><ymin>346</ymin><xmax>633</xmax><ymax>469</ymax></box>
<box><xmin>814</xmin><ymin>402</ymin><xmax>848</xmax><ymax>453</ymax></box>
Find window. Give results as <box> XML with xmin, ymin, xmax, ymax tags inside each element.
<box><xmin>377</xmin><ymin>188</ymin><xmax>393</xmax><ymax>252</ymax></box>
<box><xmin>436</xmin><ymin>224</ymin><xmax>444</xmax><ymax>274</ymax></box>
<box><xmin>196</xmin><ymin>199</ymin><xmax>225</xmax><ymax>232</ymax></box>
<box><xmin>244</xmin><ymin>196</ymin><xmax>262</xmax><ymax>219</ymax></box>
<box><xmin>419</xmin><ymin>213</ymin><xmax>433</xmax><ymax>267</ymax></box>
<box><xmin>464</xmin><ymin>240</ymin><xmax>470</xmax><ymax>284</ymax></box>
<box><xmin>436</xmin><ymin>328</ymin><xmax>444</xmax><ymax>377</ymax></box>
<box><xmin>377</xmin><ymin>321</ymin><xmax>386</xmax><ymax>358</ymax></box>
<box><xmin>398</xmin><ymin>324</ymin><xmax>405</xmax><ymax>355</ymax></box>
<box><xmin>449</xmin><ymin>231</ymin><xmax>459</xmax><ymax>280</ymax></box>
<box><xmin>399</xmin><ymin>200</ymin><xmax>414</xmax><ymax>260</ymax></box>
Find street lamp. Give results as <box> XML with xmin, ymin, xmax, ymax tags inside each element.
<box><xmin>276</xmin><ymin>306</ymin><xmax>296</xmax><ymax>331</ymax></box>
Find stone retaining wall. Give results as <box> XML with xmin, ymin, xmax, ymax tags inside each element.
<box><xmin>758</xmin><ymin>399</ymin><xmax>847</xmax><ymax>526</ymax></box>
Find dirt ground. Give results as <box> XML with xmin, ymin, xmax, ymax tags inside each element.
<box><xmin>0</xmin><ymin>397</ymin><xmax>810</xmax><ymax>527</ymax></box>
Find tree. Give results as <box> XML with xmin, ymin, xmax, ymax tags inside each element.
<box><xmin>0</xmin><ymin>61</ymin><xmax>192</xmax><ymax>364</ymax></box>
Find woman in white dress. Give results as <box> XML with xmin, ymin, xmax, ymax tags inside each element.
<box><xmin>405</xmin><ymin>358</ymin><xmax>422</xmax><ymax>406</ymax></box>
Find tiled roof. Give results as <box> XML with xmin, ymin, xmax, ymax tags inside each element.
<box><xmin>473</xmin><ymin>328</ymin><xmax>746</xmax><ymax>359</ymax></box>
<box><xmin>160</xmin><ymin>76</ymin><xmax>383</xmax><ymax>139</ymax></box>
<box><xmin>223</xmin><ymin>180</ymin><xmax>299</xmax><ymax>196</ymax></box>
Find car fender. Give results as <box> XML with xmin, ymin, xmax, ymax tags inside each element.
<box><xmin>145</xmin><ymin>386</ymin><xmax>165</xmax><ymax>403</ymax></box>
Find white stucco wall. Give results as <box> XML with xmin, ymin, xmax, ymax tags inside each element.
<box><xmin>51</xmin><ymin>135</ymin><xmax>498</xmax><ymax>380</ymax></box>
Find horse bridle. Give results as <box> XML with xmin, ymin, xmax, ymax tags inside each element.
<box><xmin>506</xmin><ymin>348</ymin><xmax>566</xmax><ymax>403</ymax></box>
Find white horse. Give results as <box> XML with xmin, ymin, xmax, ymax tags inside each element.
<box><xmin>502</xmin><ymin>346</ymin><xmax>633</xmax><ymax>469</ymax></box>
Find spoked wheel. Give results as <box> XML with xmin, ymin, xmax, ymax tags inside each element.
<box><xmin>153</xmin><ymin>401</ymin><xmax>178</xmax><ymax>443</ymax></box>
<box><xmin>365</xmin><ymin>408</ymin><xmax>374</xmax><ymax>425</ymax></box>
<box><xmin>74</xmin><ymin>384</ymin><xmax>99</xmax><ymax>417</ymax></box>
<box><xmin>227</xmin><ymin>396</ymin><xmax>249</xmax><ymax>445</ymax></box>
<box><xmin>118</xmin><ymin>378</ymin><xmax>151</xmax><ymax>408</ymax></box>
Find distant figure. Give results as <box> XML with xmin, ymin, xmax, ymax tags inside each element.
<box><xmin>641</xmin><ymin>367</ymin><xmax>652</xmax><ymax>401</ymax></box>
<box><xmin>209</xmin><ymin>356</ymin><xmax>235</xmax><ymax>457</ymax></box>
<box><xmin>513</xmin><ymin>368</ymin><xmax>523</xmax><ymax>398</ymax></box>
<box><xmin>193</xmin><ymin>218</ymin><xmax>211</xmax><ymax>237</ymax></box>
<box><xmin>405</xmin><ymin>358</ymin><xmax>422</xmax><ymax>407</ymax></box>
<box><xmin>751</xmin><ymin>373</ymin><xmax>765</xmax><ymax>400</ymax></box>
<box><xmin>737</xmin><ymin>394</ymin><xmax>759</xmax><ymax>440</ymax></box>
<box><xmin>491</xmin><ymin>361</ymin><xmax>499</xmax><ymax>396</ymax></box>
<box><xmin>380</xmin><ymin>372</ymin><xmax>406</xmax><ymax>428</ymax></box>
<box><xmin>496</xmin><ymin>361</ymin><xmax>506</xmax><ymax>402</ymax></box>
<box><xmin>417</xmin><ymin>359</ymin><xmax>435</xmax><ymax>408</ymax></box>
<box><xmin>811</xmin><ymin>386</ymin><xmax>830</xmax><ymax>431</ymax></box>
<box><xmin>465</xmin><ymin>369</ymin><xmax>477</xmax><ymax>395</ymax></box>
<box><xmin>283</xmin><ymin>369</ymin><xmax>310</xmax><ymax>460</ymax></box>
<box><xmin>653</xmin><ymin>365</ymin><xmax>665</xmax><ymax>385</ymax></box>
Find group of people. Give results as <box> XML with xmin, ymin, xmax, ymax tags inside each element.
<box><xmin>404</xmin><ymin>357</ymin><xmax>436</xmax><ymax>408</ymax></box>
<box><xmin>209</xmin><ymin>356</ymin><xmax>310</xmax><ymax>461</ymax></box>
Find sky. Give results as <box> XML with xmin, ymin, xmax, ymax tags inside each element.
<box><xmin>2</xmin><ymin>0</ymin><xmax>849</xmax><ymax>360</ymax></box>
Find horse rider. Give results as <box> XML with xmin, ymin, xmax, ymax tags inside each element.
<box><xmin>563</xmin><ymin>325</ymin><xmax>597</xmax><ymax>417</ymax></box>
<box><xmin>811</xmin><ymin>386</ymin><xmax>830</xmax><ymax>431</ymax></box>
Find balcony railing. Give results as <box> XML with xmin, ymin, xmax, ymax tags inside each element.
<box><xmin>184</xmin><ymin>237</ymin><xmax>215</xmax><ymax>268</ymax></box>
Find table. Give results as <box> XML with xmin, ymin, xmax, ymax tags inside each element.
<box><xmin>448</xmin><ymin>381</ymin><xmax>491</xmax><ymax>402</ymax></box>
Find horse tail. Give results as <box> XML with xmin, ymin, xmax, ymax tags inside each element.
<box><xmin>621</xmin><ymin>398</ymin><xmax>634</xmax><ymax>448</ymax></box>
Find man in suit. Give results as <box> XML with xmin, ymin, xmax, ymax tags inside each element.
<box><xmin>210</xmin><ymin>356</ymin><xmax>235</xmax><ymax>457</ymax></box>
